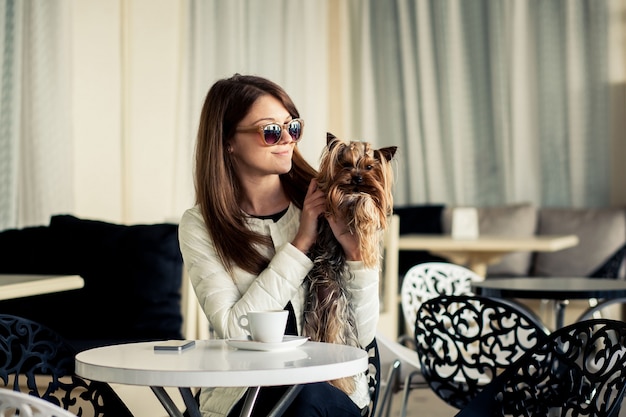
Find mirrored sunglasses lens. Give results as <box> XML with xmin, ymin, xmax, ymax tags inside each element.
<box><xmin>288</xmin><ymin>120</ymin><xmax>302</xmax><ymax>141</ymax></box>
<box><xmin>262</xmin><ymin>124</ymin><xmax>282</xmax><ymax>145</ymax></box>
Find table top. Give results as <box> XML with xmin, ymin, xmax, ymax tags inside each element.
<box><xmin>472</xmin><ymin>277</ymin><xmax>626</xmax><ymax>300</ymax></box>
<box><xmin>0</xmin><ymin>274</ymin><xmax>84</xmax><ymax>301</ymax></box>
<box><xmin>75</xmin><ymin>339</ymin><xmax>369</xmax><ymax>388</ymax></box>
<box><xmin>398</xmin><ymin>234</ymin><xmax>579</xmax><ymax>252</ymax></box>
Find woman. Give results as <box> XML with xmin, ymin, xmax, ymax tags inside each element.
<box><xmin>178</xmin><ymin>74</ymin><xmax>379</xmax><ymax>417</ymax></box>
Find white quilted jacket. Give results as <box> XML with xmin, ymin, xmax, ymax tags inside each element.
<box><xmin>178</xmin><ymin>204</ymin><xmax>379</xmax><ymax>417</ymax></box>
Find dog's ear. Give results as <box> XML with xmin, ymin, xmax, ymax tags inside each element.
<box><xmin>326</xmin><ymin>132</ymin><xmax>343</xmax><ymax>153</ymax></box>
<box><xmin>378</xmin><ymin>146</ymin><xmax>398</xmax><ymax>161</ymax></box>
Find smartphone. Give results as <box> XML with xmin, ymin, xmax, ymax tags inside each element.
<box><xmin>153</xmin><ymin>340</ymin><xmax>196</xmax><ymax>352</ymax></box>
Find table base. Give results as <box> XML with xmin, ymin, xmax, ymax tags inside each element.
<box><xmin>151</xmin><ymin>387</ymin><xmax>199</xmax><ymax>417</ymax></box>
<box><xmin>150</xmin><ymin>385</ymin><xmax>303</xmax><ymax>417</ymax></box>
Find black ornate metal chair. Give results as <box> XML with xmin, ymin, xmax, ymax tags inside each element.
<box><xmin>400</xmin><ymin>262</ymin><xmax>482</xmax><ymax>345</ymax></box>
<box><xmin>378</xmin><ymin>263</ymin><xmax>483</xmax><ymax>417</ymax></box>
<box><xmin>413</xmin><ymin>294</ymin><xmax>551</xmax><ymax>410</ymax></box>
<box><xmin>0</xmin><ymin>314</ymin><xmax>133</xmax><ymax>417</ymax></box>
<box><xmin>454</xmin><ymin>318</ymin><xmax>626</xmax><ymax>417</ymax></box>
<box><xmin>365</xmin><ymin>338</ymin><xmax>381</xmax><ymax>417</ymax></box>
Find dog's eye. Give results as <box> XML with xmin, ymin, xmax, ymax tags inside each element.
<box><xmin>366</xmin><ymin>165</ymin><xmax>373</xmax><ymax>170</ymax></box>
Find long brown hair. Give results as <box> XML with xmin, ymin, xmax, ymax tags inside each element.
<box><xmin>194</xmin><ymin>74</ymin><xmax>317</xmax><ymax>274</ymax></box>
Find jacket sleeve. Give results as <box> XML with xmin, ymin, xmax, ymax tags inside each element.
<box><xmin>178</xmin><ymin>208</ymin><xmax>313</xmax><ymax>339</ymax></box>
<box><xmin>346</xmin><ymin>261</ymin><xmax>380</xmax><ymax>348</ymax></box>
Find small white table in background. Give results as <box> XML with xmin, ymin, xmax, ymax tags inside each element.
<box><xmin>0</xmin><ymin>274</ymin><xmax>84</xmax><ymax>300</ymax></box>
<box><xmin>75</xmin><ymin>339</ymin><xmax>368</xmax><ymax>417</ymax></box>
<box><xmin>397</xmin><ymin>234</ymin><xmax>579</xmax><ymax>277</ymax></box>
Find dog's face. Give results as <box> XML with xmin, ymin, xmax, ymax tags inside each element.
<box><xmin>317</xmin><ymin>133</ymin><xmax>397</xmax><ymax>235</ymax></box>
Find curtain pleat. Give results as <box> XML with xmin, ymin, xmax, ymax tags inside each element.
<box><xmin>369</xmin><ymin>0</ymin><xmax>618</xmax><ymax>207</ymax></box>
<box><xmin>0</xmin><ymin>0</ymin><xmax>72</xmax><ymax>230</ymax></box>
<box><xmin>0</xmin><ymin>0</ymin><xmax>21</xmax><ymax>230</ymax></box>
<box><xmin>171</xmin><ymin>0</ymin><xmax>329</xmax><ymax>219</ymax></box>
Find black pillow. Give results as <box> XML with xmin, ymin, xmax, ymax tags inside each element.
<box><xmin>0</xmin><ymin>215</ymin><xmax>183</xmax><ymax>349</ymax></box>
<box><xmin>0</xmin><ymin>225</ymin><xmax>75</xmax><ymax>273</ymax></box>
<box><xmin>393</xmin><ymin>205</ymin><xmax>447</xmax><ymax>277</ymax></box>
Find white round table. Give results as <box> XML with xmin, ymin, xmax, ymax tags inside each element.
<box><xmin>75</xmin><ymin>339</ymin><xmax>368</xmax><ymax>417</ymax></box>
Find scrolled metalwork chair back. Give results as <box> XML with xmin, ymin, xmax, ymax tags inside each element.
<box><xmin>0</xmin><ymin>314</ymin><xmax>133</xmax><ymax>417</ymax></box>
<box><xmin>414</xmin><ymin>294</ymin><xmax>550</xmax><ymax>409</ymax></box>
<box><xmin>400</xmin><ymin>262</ymin><xmax>482</xmax><ymax>342</ymax></box>
<box><xmin>364</xmin><ymin>338</ymin><xmax>381</xmax><ymax>417</ymax></box>
<box><xmin>455</xmin><ymin>318</ymin><xmax>626</xmax><ymax>417</ymax></box>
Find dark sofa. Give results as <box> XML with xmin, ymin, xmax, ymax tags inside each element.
<box><xmin>392</xmin><ymin>204</ymin><xmax>449</xmax><ymax>277</ymax></box>
<box><xmin>0</xmin><ymin>215</ymin><xmax>184</xmax><ymax>351</ymax></box>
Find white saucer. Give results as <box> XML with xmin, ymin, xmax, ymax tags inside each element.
<box><xmin>226</xmin><ymin>335</ymin><xmax>309</xmax><ymax>351</ymax></box>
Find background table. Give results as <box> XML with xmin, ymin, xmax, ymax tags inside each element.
<box><xmin>0</xmin><ymin>274</ymin><xmax>84</xmax><ymax>300</ymax></box>
<box><xmin>75</xmin><ymin>339</ymin><xmax>369</xmax><ymax>417</ymax></box>
<box><xmin>398</xmin><ymin>234</ymin><xmax>579</xmax><ymax>277</ymax></box>
<box><xmin>472</xmin><ymin>277</ymin><xmax>626</xmax><ymax>329</ymax></box>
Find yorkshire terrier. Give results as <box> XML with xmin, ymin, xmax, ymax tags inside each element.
<box><xmin>303</xmin><ymin>133</ymin><xmax>397</xmax><ymax>394</ymax></box>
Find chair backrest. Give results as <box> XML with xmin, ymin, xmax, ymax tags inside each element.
<box><xmin>414</xmin><ymin>294</ymin><xmax>550</xmax><ymax>409</ymax></box>
<box><xmin>400</xmin><ymin>262</ymin><xmax>481</xmax><ymax>339</ymax></box>
<box><xmin>0</xmin><ymin>314</ymin><xmax>133</xmax><ymax>417</ymax></box>
<box><xmin>0</xmin><ymin>388</ymin><xmax>77</xmax><ymax>417</ymax></box>
<box><xmin>365</xmin><ymin>338</ymin><xmax>381</xmax><ymax>417</ymax></box>
<box><xmin>455</xmin><ymin>319</ymin><xmax>626</xmax><ymax>417</ymax></box>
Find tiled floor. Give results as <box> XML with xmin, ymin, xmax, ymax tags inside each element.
<box><xmin>114</xmin><ymin>379</ymin><xmax>626</xmax><ymax>417</ymax></box>
<box><xmin>386</xmin><ymin>386</ymin><xmax>626</xmax><ymax>417</ymax></box>
<box><xmin>386</xmin><ymin>387</ymin><xmax>457</xmax><ymax>417</ymax></box>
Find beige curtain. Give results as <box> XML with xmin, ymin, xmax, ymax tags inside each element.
<box><xmin>0</xmin><ymin>0</ymin><xmax>73</xmax><ymax>230</ymax></box>
<box><xmin>171</xmin><ymin>0</ymin><xmax>332</xmax><ymax>218</ymax></box>
<box><xmin>364</xmin><ymin>0</ymin><xmax>625</xmax><ymax>207</ymax></box>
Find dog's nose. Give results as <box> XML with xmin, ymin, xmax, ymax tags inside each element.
<box><xmin>352</xmin><ymin>175</ymin><xmax>363</xmax><ymax>184</ymax></box>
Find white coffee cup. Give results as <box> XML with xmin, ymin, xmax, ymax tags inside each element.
<box><xmin>238</xmin><ymin>310</ymin><xmax>288</xmax><ymax>343</ymax></box>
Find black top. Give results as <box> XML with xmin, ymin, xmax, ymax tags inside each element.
<box><xmin>252</xmin><ymin>207</ymin><xmax>289</xmax><ymax>222</ymax></box>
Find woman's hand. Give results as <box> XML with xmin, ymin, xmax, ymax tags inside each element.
<box><xmin>326</xmin><ymin>214</ymin><xmax>362</xmax><ymax>261</ymax></box>
<box><xmin>291</xmin><ymin>180</ymin><xmax>326</xmax><ymax>254</ymax></box>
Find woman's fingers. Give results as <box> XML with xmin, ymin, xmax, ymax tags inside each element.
<box><xmin>292</xmin><ymin>180</ymin><xmax>325</xmax><ymax>253</ymax></box>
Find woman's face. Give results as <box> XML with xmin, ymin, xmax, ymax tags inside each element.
<box><xmin>229</xmin><ymin>94</ymin><xmax>298</xmax><ymax>181</ymax></box>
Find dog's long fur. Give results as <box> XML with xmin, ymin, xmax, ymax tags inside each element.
<box><xmin>303</xmin><ymin>133</ymin><xmax>397</xmax><ymax>394</ymax></box>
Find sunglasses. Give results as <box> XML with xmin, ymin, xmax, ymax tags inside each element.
<box><xmin>236</xmin><ymin>118</ymin><xmax>304</xmax><ymax>146</ymax></box>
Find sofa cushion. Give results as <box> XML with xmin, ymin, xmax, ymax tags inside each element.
<box><xmin>0</xmin><ymin>215</ymin><xmax>183</xmax><ymax>349</ymax></box>
<box><xmin>442</xmin><ymin>203</ymin><xmax>538</xmax><ymax>276</ymax></box>
<box><xmin>589</xmin><ymin>244</ymin><xmax>626</xmax><ymax>278</ymax></box>
<box><xmin>533</xmin><ymin>208</ymin><xmax>626</xmax><ymax>278</ymax></box>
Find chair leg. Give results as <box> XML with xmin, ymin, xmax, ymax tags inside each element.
<box><xmin>400</xmin><ymin>371</ymin><xmax>420</xmax><ymax>417</ymax></box>
<box><xmin>377</xmin><ymin>359</ymin><xmax>400</xmax><ymax>417</ymax></box>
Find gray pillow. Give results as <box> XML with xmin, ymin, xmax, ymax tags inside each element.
<box><xmin>442</xmin><ymin>203</ymin><xmax>538</xmax><ymax>276</ymax></box>
<box><xmin>533</xmin><ymin>208</ymin><xmax>626</xmax><ymax>277</ymax></box>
